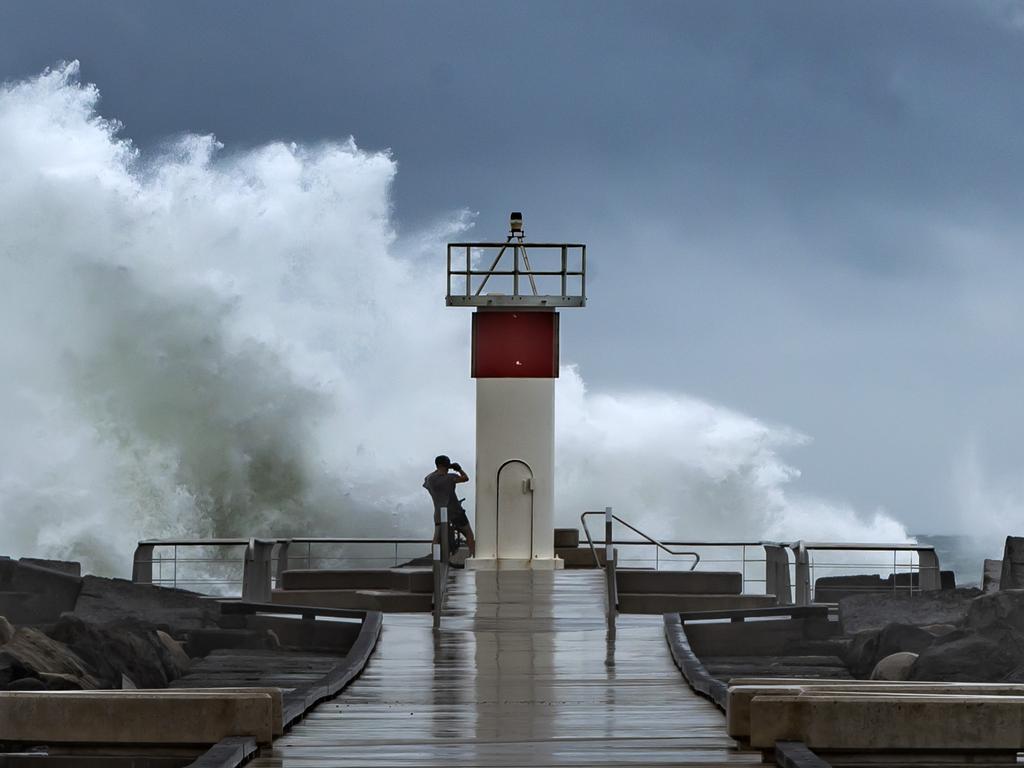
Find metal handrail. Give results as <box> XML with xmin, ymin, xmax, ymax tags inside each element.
<box><xmin>580</xmin><ymin>510</ymin><xmax>701</xmax><ymax>570</ymax></box>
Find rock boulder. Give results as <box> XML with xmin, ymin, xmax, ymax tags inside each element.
<box><xmin>910</xmin><ymin>628</ymin><xmax>1024</xmax><ymax>682</ymax></box>
<box><xmin>845</xmin><ymin>623</ymin><xmax>937</xmax><ymax>678</ymax></box>
<box><xmin>967</xmin><ymin>589</ymin><xmax>1024</xmax><ymax>633</ymax></box>
<box><xmin>839</xmin><ymin>589</ymin><xmax>981</xmax><ymax>634</ymax></box>
<box><xmin>47</xmin><ymin>614</ymin><xmax>175</xmax><ymax>689</ymax></box>
<box><xmin>0</xmin><ymin>627</ymin><xmax>99</xmax><ymax>689</ymax></box>
<box><xmin>871</xmin><ymin>652</ymin><xmax>918</xmax><ymax>681</ymax></box>
<box><xmin>73</xmin><ymin>576</ymin><xmax>222</xmax><ymax>630</ymax></box>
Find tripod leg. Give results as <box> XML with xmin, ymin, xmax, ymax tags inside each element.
<box><xmin>519</xmin><ymin>244</ymin><xmax>540</xmax><ymax>296</ymax></box>
<box><xmin>474</xmin><ymin>236</ymin><xmax>512</xmax><ymax>296</ymax></box>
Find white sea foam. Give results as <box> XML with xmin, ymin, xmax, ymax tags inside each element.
<box><xmin>0</xmin><ymin>63</ymin><xmax>910</xmax><ymax>575</ymax></box>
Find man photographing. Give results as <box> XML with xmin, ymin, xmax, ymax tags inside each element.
<box><xmin>423</xmin><ymin>455</ymin><xmax>476</xmax><ymax>559</ymax></box>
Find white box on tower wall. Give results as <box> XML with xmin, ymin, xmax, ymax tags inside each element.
<box><xmin>469</xmin><ymin>377</ymin><xmax>560</xmax><ymax>569</ymax></box>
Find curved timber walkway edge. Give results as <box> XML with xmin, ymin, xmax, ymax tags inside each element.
<box><xmin>249</xmin><ymin>569</ymin><xmax>759</xmax><ymax>767</ymax></box>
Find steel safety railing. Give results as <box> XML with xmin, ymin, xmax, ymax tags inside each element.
<box><xmin>578</xmin><ymin>508</ymin><xmax>942</xmax><ymax>608</ymax></box>
<box><xmin>132</xmin><ymin>536</ymin><xmax>433</xmax><ymax>601</ymax></box>
<box><xmin>446</xmin><ymin>241</ymin><xmax>586</xmax><ymax>308</ymax></box>
<box><xmin>581</xmin><ymin>509</ymin><xmax>701</xmax><ymax>570</ymax></box>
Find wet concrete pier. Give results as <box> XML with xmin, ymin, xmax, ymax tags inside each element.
<box><xmin>250</xmin><ymin>569</ymin><xmax>759</xmax><ymax>767</ymax></box>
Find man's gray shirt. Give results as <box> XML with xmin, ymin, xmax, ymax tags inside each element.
<box><xmin>423</xmin><ymin>470</ymin><xmax>461</xmax><ymax>524</ymax></box>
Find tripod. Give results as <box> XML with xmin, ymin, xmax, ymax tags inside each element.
<box><xmin>473</xmin><ymin>231</ymin><xmax>539</xmax><ymax>297</ymax></box>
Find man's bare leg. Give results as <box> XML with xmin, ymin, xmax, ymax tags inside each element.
<box><xmin>460</xmin><ymin>524</ymin><xmax>476</xmax><ymax>558</ymax></box>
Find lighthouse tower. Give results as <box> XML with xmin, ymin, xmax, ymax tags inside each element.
<box><xmin>446</xmin><ymin>213</ymin><xmax>586</xmax><ymax>570</ymax></box>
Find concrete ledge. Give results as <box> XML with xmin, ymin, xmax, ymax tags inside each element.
<box><xmin>271</xmin><ymin>588</ymin><xmax>431</xmax><ymax>612</ymax></box>
<box><xmin>728</xmin><ymin>680</ymin><xmax>1024</xmax><ymax>742</ymax></box>
<box><xmin>619</xmin><ymin>593</ymin><xmax>775</xmax><ymax>614</ymax></box>
<box><xmin>749</xmin><ymin>691</ymin><xmax>1024</xmax><ymax>751</ymax></box>
<box><xmin>155</xmin><ymin>688</ymin><xmax>284</xmax><ymax>737</ymax></box>
<box><xmin>617</xmin><ymin>570</ymin><xmax>742</xmax><ymax>595</ymax></box>
<box><xmin>663</xmin><ymin>613</ymin><xmax>728</xmax><ymax>708</ymax></box>
<box><xmin>0</xmin><ymin>691</ymin><xmax>275</xmax><ymax>746</ymax></box>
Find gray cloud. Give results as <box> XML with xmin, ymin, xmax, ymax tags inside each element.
<box><xmin>3</xmin><ymin>0</ymin><xmax>1024</xmax><ymax>543</ymax></box>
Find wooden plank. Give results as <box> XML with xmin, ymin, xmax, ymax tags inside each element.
<box><xmin>250</xmin><ymin>570</ymin><xmax>759</xmax><ymax>766</ymax></box>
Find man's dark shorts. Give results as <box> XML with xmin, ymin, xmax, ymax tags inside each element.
<box><xmin>435</xmin><ymin>507</ymin><xmax>470</xmax><ymax>529</ymax></box>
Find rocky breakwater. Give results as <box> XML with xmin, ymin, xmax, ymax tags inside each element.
<box><xmin>841</xmin><ymin>538</ymin><xmax>1024</xmax><ymax>683</ymax></box>
<box><xmin>0</xmin><ymin>555</ymin><xmax>239</xmax><ymax>691</ymax></box>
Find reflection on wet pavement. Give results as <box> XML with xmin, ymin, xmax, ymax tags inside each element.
<box><xmin>250</xmin><ymin>569</ymin><xmax>759</xmax><ymax>766</ymax></box>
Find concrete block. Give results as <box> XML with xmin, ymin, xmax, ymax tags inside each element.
<box><xmin>727</xmin><ymin>685</ymin><xmax>804</xmax><ymax>740</ymax></box>
<box><xmin>280</xmin><ymin>569</ymin><xmax>393</xmax><ymax>591</ymax></box>
<box><xmin>11</xmin><ymin>561</ymin><xmax>82</xmax><ymax>609</ymax></box>
<box><xmin>19</xmin><ymin>557</ymin><xmax>81</xmax><ymax>577</ymax></box>
<box><xmin>150</xmin><ymin>687</ymin><xmax>284</xmax><ymax>736</ymax></box>
<box><xmin>0</xmin><ymin>691</ymin><xmax>275</xmax><ymax>745</ymax></box>
<box><xmin>553</xmin><ymin>528</ymin><xmax>579</xmax><ymax>548</ymax></box>
<box><xmin>617</xmin><ymin>593</ymin><xmax>774</xmax><ymax>615</ymax></box>
<box><xmin>1001</xmin><ymin>537</ymin><xmax>1024</xmax><ymax>590</ymax></box>
<box><xmin>984</xmin><ymin>559</ymin><xmax>1002</xmax><ymax>592</ymax></box>
<box><xmin>728</xmin><ymin>681</ymin><xmax>1024</xmax><ymax>742</ymax></box>
<box><xmin>272</xmin><ymin>588</ymin><xmax>431</xmax><ymax>613</ymax></box>
<box><xmin>749</xmin><ymin>691</ymin><xmax>1024</xmax><ymax>751</ymax></box>
<box><xmin>279</xmin><ymin>568</ymin><xmax>432</xmax><ymax>593</ymax></box>
<box><xmin>617</xmin><ymin>570</ymin><xmax>742</xmax><ymax>595</ymax></box>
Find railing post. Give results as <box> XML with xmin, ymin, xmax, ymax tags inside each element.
<box><xmin>606</xmin><ymin>545</ymin><xmax>617</xmax><ymax>639</ymax></box>
<box><xmin>242</xmin><ymin>539</ymin><xmax>274</xmax><ymax>603</ymax></box>
<box><xmin>764</xmin><ymin>544</ymin><xmax>793</xmax><ymax>606</ymax></box>
<box><xmin>132</xmin><ymin>544</ymin><xmax>154</xmax><ymax>585</ymax></box>
<box><xmin>434</xmin><ymin>507</ymin><xmax>449</xmax><ymax>630</ymax></box>
<box><xmin>604</xmin><ymin>506</ymin><xmax>612</xmax><ymax>563</ymax></box>
<box><xmin>274</xmin><ymin>540</ymin><xmax>291</xmax><ymax>590</ymax></box>
<box><xmin>793</xmin><ymin>542</ymin><xmax>811</xmax><ymax>606</ymax></box>
<box><xmin>918</xmin><ymin>548</ymin><xmax>941</xmax><ymax>591</ymax></box>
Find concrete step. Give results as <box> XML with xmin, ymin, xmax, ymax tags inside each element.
<box><xmin>554</xmin><ymin>547</ymin><xmax>605</xmax><ymax>568</ymax></box>
<box><xmin>271</xmin><ymin>588</ymin><xmax>431</xmax><ymax>613</ymax></box>
<box><xmin>618</xmin><ymin>593</ymin><xmax>776</xmax><ymax>614</ymax></box>
<box><xmin>279</xmin><ymin>568</ymin><xmax>432</xmax><ymax>593</ymax></box>
<box><xmin>616</xmin><ymin>569</ymin><xmax>742</xmax><ymax>595</ymax></box>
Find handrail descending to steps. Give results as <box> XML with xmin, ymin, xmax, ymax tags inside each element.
<box><xmin>580</xmin><ymin>509</ymin><xmax>701</xmax><ymax>570</ymax></box>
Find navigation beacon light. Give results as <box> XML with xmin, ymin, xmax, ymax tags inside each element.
<box><xmin>509</xmin><ymin>211</ymin><xmax>523</xmax><ymax>236</ymax></box>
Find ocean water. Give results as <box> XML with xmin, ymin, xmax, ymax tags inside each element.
<box><xmin>914</xmin><ymin>534</ymin><xmax>1005</xmax><ymax>588</ymax></box>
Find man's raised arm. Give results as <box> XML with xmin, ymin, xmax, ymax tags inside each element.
<box><xmin>451</xmin><ymin>462</ymin><xmax>470</xmax><ymax>483</ymax></box>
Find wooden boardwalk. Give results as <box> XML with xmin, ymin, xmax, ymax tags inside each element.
<box><xmin>250</xmin><ymin>569</ymin><xmax>760</xmax><ymax>767</ymax></box>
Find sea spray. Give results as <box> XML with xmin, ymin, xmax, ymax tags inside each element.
<box><xmin>0</xmin><ymin>62</ymin><xmax>911</xmax><ymax>576</ymax></box>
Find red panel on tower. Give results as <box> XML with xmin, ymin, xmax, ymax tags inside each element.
<box><xmin>472</xmin><ymin>311</ymin><xmax>559</xmax><ymax>378</ymax></box>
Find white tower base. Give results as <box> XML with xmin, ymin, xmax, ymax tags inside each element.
<box><xmin>465</xmin><ymin>556</ymin><xmax>564</xmax><ymax>571</ymax></box>
<box><xmin>472</xmin><ymin>377</ymin><xmax>559</xmax><ymax>570</ymax></box>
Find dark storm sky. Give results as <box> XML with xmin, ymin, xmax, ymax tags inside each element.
<box><xmin>4</xmin><ymin>0</ymin><xmax>1024</xmax><ymax>532</ymax></box>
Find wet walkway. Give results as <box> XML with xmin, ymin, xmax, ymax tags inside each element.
<box><xmin>249</xmin><ymin>569</ymin><xmax>760</xmax><ymax>767</ymax></box>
